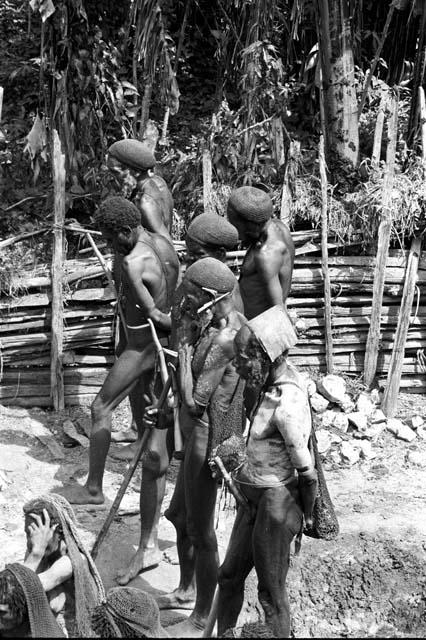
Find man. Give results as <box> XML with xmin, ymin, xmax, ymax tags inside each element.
<box><xmin>107</xmin><ymin>138</ymin><xmax>174</xmax><ymax>445</ymax></box>
<box><xmin>217</xmin><ymin>305</ymin><xmax>317</xmax><ymax>638</ymax></box>
<box><xmin>22</xmin><ymin>494</ymin><xmax>104</xmax><ymax>637</ymax></box>
<box><xmin>158</xmin><ymin>258</ymin><xmax>246</xmax><ymax>638</ymax></box>
<box><xmin>227</xmin><ymin>186</ymin><xmax>295</xmax><ymax>319</ymax></box>
<box><xmin>116</xmin><ymin>217</ymin><xmax>242</xmax><ymax>586</ymax></box>
<box><xmin>107</xmin><ymin>138</ymin><xmax>173</xmax><ymax>239</ymax></box>
<box><xmin>62</xmin><ymin>196</ymin><xmax>180</xmax><ymax>528</ymax></box>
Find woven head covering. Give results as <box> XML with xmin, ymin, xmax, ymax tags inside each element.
<box><xmin>23</xmin><ymin>494</ymin><xmax>105</xmax><ymax>638</ymax></box>
<box><xmin>228</xmin><ymin>186</ymin><xmax>273</xmax><ymax>222</ymax></box>
<box><xmin>186</xmin><ymin>214</ymin><xmax>239</xmax><ymax>249</ymax></box>
<box><xmin>248</xmin><ymin>304</ymin><xmax>297</xmax><ymax>362</ymax></box>
<box><xmin>4</xmin><ymin>564</ymin><xmax>65</xmax><ymax>638</ymax></box>
<box><xmin>184</xmin><ymin>257</ymin><xmax>237</xmax><ymax>294</ymax></box>
<box><xmin>91</xmin><ymin>587</ymin><xmax>169</xmax><ymax>638</ymax></box>
<box><xmin>108</xmin><ymin>139</ymin><xmax>156</xmax><ymax>171</ymax></box>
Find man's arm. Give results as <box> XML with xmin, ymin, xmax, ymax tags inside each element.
<box><xmin>37</xmin><ymin>556</ymin><xmax>74</xmax><ymax>593</ymax></box>
<box><xmin>275</xmin><ymin>385</ymin><xmax>317</xmax><ymax>526</ymax></box>
<box><xmin>254</xmin><ymin>242</ymin><xmax>287</xmax><ymax>308</ymax></box>
<box><xmin>137</xmin><ymin>193</ymin><xmax>171</xmax><ymax>239</ymax></box>
<box><xmin>123</xmin><ymin>254</ymin><xmax>171</xmax><ymax>332</ymax></box>
<box><xmin>191</xmin><ymin>330</ymin><xmax>235</xmax><ymax>415</ymax></box>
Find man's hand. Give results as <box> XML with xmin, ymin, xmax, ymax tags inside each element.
<box><xmin>26</xmin><ymin>509</ymin><xmax>58</xmax><ymax>556</ymax></box>
<box><xmin>149</xmin><ymin>308</ymin><xmax>172</xmax><ymax>332</ymax></box>
<box><xmin>298</xmin><ymin>468</ymin><xmax>318</xmax><ymax>529</ymax></box>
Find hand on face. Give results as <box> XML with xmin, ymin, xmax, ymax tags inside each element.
<box><xmin>25</xmin><ymin>509</ymin><xmax>59</xmax><ymax>558</ymax></box>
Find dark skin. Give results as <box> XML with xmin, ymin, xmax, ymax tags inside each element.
<box><xmin>107</xmin><ymin>155</ymin><xmax>173</xmax><ymax>239</ymax></box>
<box><xmin>161</xmin><ymin>282</ymin><xmax>245</xmax><ymax>639</ymax></box>
<box><xmin>217</xmin><ymin>328</ymin><xmax>317</xmax><ymax>638</ymax></box>
<box><xmin>61</xmin><ymin>221</ymin><xmax>180</xmax><ymax>548</ymax></box>
<box><xmin>227</xmin><ymin>204</ymin><xmax>295</xmax><ymax>320</ymax></box>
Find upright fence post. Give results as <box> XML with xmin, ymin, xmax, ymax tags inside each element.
<box><xmin>50</xmin><ymin>130</ymin><xmax>66</xmax><ymax>409</ymax></box>
<box><xmin>319</xmin><ymin>134</ymin><xmax>334</xmax><ymax>373</ymax></box>
<box><xmin>364</xmin><ymin>92</ymin><xmax>398</xmax><ymax>387</ymax></box>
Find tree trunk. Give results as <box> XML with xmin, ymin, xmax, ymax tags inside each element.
<box><xmin>316</xmin><ymin>0</ymin><xmax>359</xmax><ymax>167</ymax></box>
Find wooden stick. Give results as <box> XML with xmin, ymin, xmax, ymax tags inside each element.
<box><xmin>202</xmin><ymin>587</ymin><xmax>219</xmax><ymax>638</ymax></box>
<box><xmin>91</xmin><ymin>427</ymin><xmax>151</xmax><ymax>560</ymax></box>
<box><xmin>147</xmin><ymin>319</ymin><xmax>184</xmax><ymax>457</ymax></box>
<box><xmin>319</xmin><ymin>134</ymin><xmax>334</xmax><ymax>373</ymax></box>
<box><xmin>382</xmin><ymin>237</ymin><xmax>422</xmax><ymax>416</ymax></box>
<box><xmin>364</xmin><ymin>92</ymin><xmax>398</xmax><ymax>387</ymax></box>
<box><xmin>419</xmin><ymin>86</ymin><xmax>426</xmax><ymax>169</ymax></box>
<box><xmin>371</xmin><ymin>90</ymin><xmax>388</xmax><ymax>166</ymax></box>
<box><xmin>50</xmin><ymin>130</ymin><xmax>66</xmax><ymax>410</ymax></box>
<box><xmin>202</xmin><ymin>146</ymin><xmax>213</xmax><ymax>215</ymax></box>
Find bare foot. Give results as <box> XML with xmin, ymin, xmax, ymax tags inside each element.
<box><xmin>166</xmin><ymin>617</ymin><xmax>206</xmax><ymax>638</ymax></box>
<box><xmin>155</xmin><ymin>588</ymin><xmax>196</xmax><ymax>610</ymax></box>
<box><xmin>59</xmin><ymin>484</ymin><xmax>104</xmax><ymax>505</ymax></box>
<box><xmin>163</xmin><ymin>546</ymin><xmax>180</xmax><ymax>565</ymax></box>
<box><xmin>110</xmin><ymin>440</ymin><xmax>140</xmax><ymax>461</ymax></box>
<box><xmin>111</xmin><ymin>428</ymin><xmax>138</xmax><ymax>443</ymax></box>
<box><xmin>116</xmin><ymin>546</ymin><xmax>162</xmax><ymax>585</ymax></box>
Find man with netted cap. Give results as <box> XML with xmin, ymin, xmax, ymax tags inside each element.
<box><xmin>227</xmin><ymin>186</ymin><xmax>295</xmax><ymax>320</ymax></box>
<box><xmin>217</xmin><ymin>305</ymin><xmax>317</xmax><ymax>638</ymax></box>
<box><xmin>107</xmin><ymin>138</ymin><xmax>173</xmax><ymax>239</ymax></box>
<box><xmin>116</xmin><ymin>217</ymin><xmax>243</xmax><ymax>587</ymax></box>
<box><xmin>157</xmin><ymin>257</ymin><xmax>246</xmax><ymax>638</ymax></box>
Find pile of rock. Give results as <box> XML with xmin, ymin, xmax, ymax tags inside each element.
<box><xmin>303</xmin><ymin>373</ymin><xmax>426</xmax><ymax>467</ymax></box>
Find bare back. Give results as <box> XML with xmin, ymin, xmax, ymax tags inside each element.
<box><xmin>135</xmin><ymin>175</ymin><xmax>174</xmax><ymax>235</ymax></box>
<box><xmin>239</xmin><ymin>218</ymin><xmax>294</xmax><ymax>320</ymax></box>
<box><xmin>123</xmin><ymin>230</ymin><xmax>180</xmax><ymax>329</ymax></box>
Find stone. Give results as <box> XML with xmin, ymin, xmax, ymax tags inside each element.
<box><xmin>416</xmin><ymin>426</ymin><xmax>426</xmax><ymax>440</ymax></box>
<box><xmin>340</xmin><ymin>393</ymin><xmax>355</xmax><ymax>413</ymax></box>
<box><xmin>406</xmin><ymin>450</ymin><xmax>426</xmax><ymax>467</ymax></box>
<box><xmin>317</xmin><ymin>374</ymin><xmax>347</xmax><ymax>404</ymax></box>
<box><xmin>370</xmin><ymin>409</ymin><xmax>387</xmax><ymax>424</ymax></box>
<box><xmin>347</xmin><ymin>412</ymin><xmax>368</xmax><ymax>432</ymax></box>
<box><xmin>332</xmin><ymin>412</ymin><xmax>349</xmax><ymax>432</ymax></box>
<box><xmin>358</xmin><ymin>441</ymin><xmax>377</xmax><ymax>460</ymax></box>
<box><xmin>410</xmin><ymin>415</ymin><xmax>424</xmax><ymax>430</ymax></box>
<box><xmin>340</xmin><ymin>441</ymin><xmax>361</xmax><ymax>465</ymax></box>
<box><xmin>62</xmin><ymin>419</ymin><xmax>89</xmax><ymax>448</ymax></box>
<box><xmin>362</xmin><ymin>422</ymin><xmax>386</xmax><ymax>441</ymax></box>
<box><xmin>310</xmin><ymin>392</ymin><xmax>329</xmax><ymax>414</ymax></box>
<box><xmin>320</xmin><ymin>409</ymin><xmax>336</xmax><ymax>428</ymax></box>
<box><xmin>315</xmin><ymin>429</ymin><xmax>333</xmax><ymax>454</ymax></box>
<box><xmin>370</xmin><ymin>389</ymin><xmax>382</xmax><ymax>405</ymax></box>
<box><xmin>386</xmin><ymin>418</ymin><xmax>417</xmax><ymax>442</ymax></box>
<box><xmin>356</xmin><ymin>392</ymin><xmax>376</xmax><ymax>417</ymax></box>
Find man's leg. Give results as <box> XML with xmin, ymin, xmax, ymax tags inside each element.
<box><xmin>62</xmin><ymin>344</ymin><xmax>155</xmax><ymax>504</ymax></box>
<box><xmin>167</xmin><ymin>423</ymin><xmax>219</xmax><ymax>637</ymax></box>
<box><xmin>117</xmin><ymin>426</ymin><xmax>172</xmax><ymax>582</ymax></box>
<box><xmin>217</xmin><ymin>506</ymin><xmax>254</xmax><ymax>636</ymax></box>
<box><xmin>156</xmin><ymin>409</ymin><xmax>196</xmax><ymax>608</ymax></box>
<box><xmin>252</xmin><ymin>484</ymin><xmax>303</xmax><ymax>638</ymax></box>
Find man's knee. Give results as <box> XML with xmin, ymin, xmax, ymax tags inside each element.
<box><xmin>142</xmin><ymin>449</ymin><xmax>169</xmax><ymax>477</ymax></box>
<box><xmin>187</xmin><ymin>519</ymin><xmax>217</xmax><ymax>552</ymax></box>
<box><xmin>164</xmin><ymin>503</ymin><xmax>185</xmax><ymax>533</ymax></box>
<box><xmin>91</xmin><ymin>395</ymin><xmax>109</xmax><ymax>422</ymax></box>
<box><xmin>218</xmin><ymin>562</ymin><xmax>244</xmax><ymax>594</ymax></box>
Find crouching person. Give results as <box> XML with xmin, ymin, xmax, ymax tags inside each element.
<box><xmin>22</xmin><ymin>494</ymin><xmax>104</xmax><ymax>637</ymax></box>
<box><xmin>217</xmin><ymin>305</ymin><xmax>317</xmax><ymax>638</ymax></box>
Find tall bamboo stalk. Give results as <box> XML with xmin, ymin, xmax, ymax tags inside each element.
<box><xmin>50</xmin><ymin>130</ymin><xmax>66</xmax><ymax>410</ymax></box>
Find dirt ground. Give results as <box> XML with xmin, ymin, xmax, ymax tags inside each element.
<box><xmin>0</xmin><ymin>394</ymin><xmax>426</xmax><ymax>638</ymax></box>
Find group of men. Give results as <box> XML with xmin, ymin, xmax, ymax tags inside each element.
<box><xmin>0</xmin><ymin>138</ymin><xmax>318</xmax><ymax>638</ymax></box>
